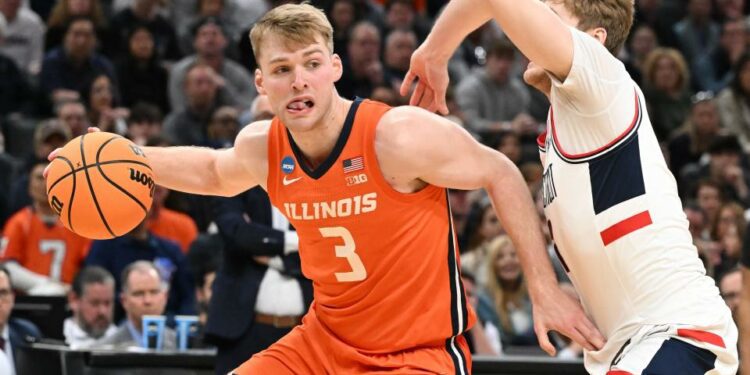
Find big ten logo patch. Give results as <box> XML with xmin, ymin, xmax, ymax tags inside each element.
<box><xmin>130</xmin><ymin>168</ymin><xmax>156</xmax><ymax>197</ymax></box>
<box><xmin>345</xmin><ymin>173</ymin><xmax>367</xmax><ymax>186</ymax></box>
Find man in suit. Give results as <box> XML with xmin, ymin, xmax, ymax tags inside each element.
<box><xmin>94</xmin><ymin>261</ymin><xmax>177</xmax><ymax>350</ymax></box>
<box><xmin>206</xmin><ymin>186</ymin><xmax>313</xmax><ymax>375</ymax></box>
<box><xmin>0</xmin><ymin>263</ymin><xmax>41</xmax><ymax>375</ymax></box>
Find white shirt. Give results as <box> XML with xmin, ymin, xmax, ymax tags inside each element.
<box><xmin>63</xmin><ymin>318</ymin><xmax>118</xmax><ymax>350</ymax></box>
<box><xmin>254</xmin><ymin>207</ymin><xmax>305</xmax><ymax>316</ymax></box>
<box><xmin>2</xmin><ymin>325</ymin><xmax>14</xmax><ymax>375</ymax></box>
<box><xmin>539</xmin><ymin>27</ymin><xmax>732</xmax><ymax>373</ymax></box>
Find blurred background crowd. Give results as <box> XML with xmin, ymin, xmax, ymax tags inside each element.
<box><xmin>0</xmin><ymin>0</ymin><xmax>748</xmax><ymax>373</ymax></box>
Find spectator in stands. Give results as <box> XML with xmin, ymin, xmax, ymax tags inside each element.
<box><xmin>44</xmin><ymin>0</ymin><xmax>106</xmax><ymax>51</ymax></box>
<box><xmin>710</xmin><ymin>202</ymin><xmax>745</xmax><ymax>279</ymax></box>
<box><xmin>682</xmin><ymin>135</ymin><xmax>750</xmax><ymax>205</ymax></box>
<box><xmin>382</xmin><ymin>29</ymin><xmax>416</xmax><ymax>89</ymax></box>
<box><xmin>455</xmin><ymin>38</ymin><xmax>533</xmax><ymax>136</ymax></box>
<box><xmin>461</xmin><ymin>271</ymin><xmax>501</xmax><ymax>356</ymax></box>
<box><xmin>673</xmin><ymin>0</ymin><xmax>720</xmax><ymax>71</ymax></box>
<box><xmin>106</xmin><ymin>0</ymin><xmax>181</xmax><ymax>62</ymax></box>
<box><xmin>668</xmin><ymin>92</ymin><xmax>722</xmax><ymax>176</ymax></box>
<box><xmin>39</xmin><ymin>16</ymin><xmax>116</xmax><ymax>107</ymax></box>
<box><xmin>717</xmin><ymin>53</ymin><xmax>750</xmax><ymax>152</ymax></box>
<box><xmin>7</xmin><ymin>120</ymin><xmax>71</xmax><ymax>215</ymax></box>
<box><xmin>125</xmin><ymin>102</ymin><xmax>163</xmax><ymax>146</ymax></box>
<box><xmin>164</xmin><ymin>63</ymin><xmax>222</xmax><ymax>145</ymax></box>
<box><xmin>337</xmin><ymin>21</ymin><xmax>386</xmax><ymax>99</ymax></box>
<box><xmin>204</xmin><ymin>105</ymin><xmax>239</xmax><ymax>149</ymax></box>
<box><xmin>115</xmin><ymin>26</ymin><xmax>170</xmax><ymax>114</ymax></box>
<box><xmin>180</xmin><ymin>0</ymin><xmax>241</xmax><ymax>57</ymax></box>
<box><xmin>86</xmin><ymin>220</ymin><xmax>196</xmax><ymax>322</ymax></box>
<box><xmin>326</xmin><ymin>0</ymin><xmax>360</xmax><ymax>59</ymax></box>
<box><xmin>0</xmin><ymin>14</ymin><xmax>31</xmax><ymax>117</ymax></box>
<box><xmin>207</xmin><ymin>186</ymin><xmax>312</xmax><ymax>375</ymax></box>
<box><xmin>55</xmin><ymin>100</ymin><xmax>88</xmax><ymax>137</ymax></box>
<box><xmin>0</xmin><ymin>0</ymin><xmax>45</xmax><ymax>76</ymax></box>
<box><xmin>642</xmin><ymin>47</ymin><xmax>692</xmax><ymax>141</ymax></box>
<box><xmin>1</xmin><ymin>160</ymin><xmax>90</xmax><ymax>296</ymax></box>
<box><xmin>94</xmin><ymin>261</ymin><xmax>177</xmax><ymax>349</ymax></box>
<box><xmin>694</xmin><ymin>179</ymin><xmax>725</xmax><ymax>230</ymax></box>
<box><xmin>82</xmin><ymin>74</ymin><xmax>129</xmax><ymax>133</ymax></box>
<box><xmin>484</xmin><ymin>131</ymin><xmax>522</xmax><ymax>166</ymax></box>
<box><xmin>239</xmin><ymin>92</ymin><xmax>273</xmax><ymax>124</ymax></box>
<box><xmin>692</xmin><ymin>18</ymin><xmax>746</xmax><ymax>92</ymax></box>
<box><xmin>64</xmin><ymin>266</ymin><xmax>117</xmax><ymax>349</ymax></box>
<box><xmin>0</xmin><ymin>264</ymin><xmax>41</xmax><ymax>374</ymax></box>
<box><xmin>720</xmin><ymin>267</ymin><xmax>741</xmax><ymax>321</ymax></box>
<box><xmin>460</xmin><ymin>198</ymin><xmax>504</xmax><ymax>286</ymax></box>
<box><xmin>481</xmin><ymin>235</ymin><xmax>536</xmax><ymax>348</ymax></box>
<box><xmin>188</xmin><ymin>239</ymin><xmax>218</xmax><ymax>326</ymax></box>
<box><xmin>0</xmin><ymin>132</ymin><xmax>20</xmax><ymax>228</ymax></box>
<box><xmin>382</xmin><ymin>0</ymin><xmax>430</xmax><ymax>41</ymax></box>
<box><xmin>147</xmin><ymin>185</ymin><xmax>198</xmax><ymax>253</ymax></box>
<box><xmin>169</xmin><ymin>17</ymin><xmax>255</xmax><ymax>112</ymax></box>
<box><xmin>622</xmin><ymin>24</ymin><xmax>658</xmax><ymax>85</ymax></box>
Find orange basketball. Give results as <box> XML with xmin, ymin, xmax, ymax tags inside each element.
<box><xmin>45</xmin><ymin>131</ymin><xmax>154</xmax><ymax>239</ymax></box>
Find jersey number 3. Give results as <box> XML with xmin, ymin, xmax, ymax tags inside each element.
<box><xmin>319</xmin><ymin>227</ymin><xmax>367</xmax><ymax>282</ymax></box>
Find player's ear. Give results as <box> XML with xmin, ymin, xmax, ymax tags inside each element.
<box><xmin>589</xmin><ymin>27</ymin><xmax>607</xmax><ymax>46</ymax></box>
<box><xmin>331</xmin><ymin>53</ymin><xmax>343</xmax><ymax>82</ymax></box>
<box><xmin>255</xmin><ymin>68</ymin><xmax>267</xmax><ymax>96</ymax></box>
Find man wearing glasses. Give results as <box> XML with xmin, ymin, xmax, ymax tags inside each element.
<box><xmin>0</xmin><ymin>264</ymin><xmax>41</xmax><ymax>375</ymax></box>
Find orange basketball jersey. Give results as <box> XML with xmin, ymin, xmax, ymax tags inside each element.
<box><xmin>1</xmin><ymin>207</ymin><xmax>91</xmax><ymax>283</ymax></box>
<box><xmin>267</xmin><ymin>99</ymin><xmax>476</xmax><ymax>360</ymax></box>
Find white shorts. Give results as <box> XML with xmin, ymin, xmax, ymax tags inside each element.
<box><xmin>605</xmin><ymin>317</ymin><xmax>738</xmax><ymax>375</ymax></box>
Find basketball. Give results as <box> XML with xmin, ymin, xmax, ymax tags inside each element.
<box><xmin>45</xmin><ymin>131</ymin><xmax>154</xmax><ymax>240</ymax></box>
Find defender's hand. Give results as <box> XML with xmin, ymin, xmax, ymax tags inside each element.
<box><xmin>400</xmin><ymin>44</ymin><xmax>450</xmax><ymax>115</ymax></box>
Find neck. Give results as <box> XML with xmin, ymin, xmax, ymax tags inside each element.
<box><xmin>199</xmin><ymin>55</ymin><xmax>222</xmax><ymax>71</ymax></box>
<box><xmin>129</xmin><ymin>316</ymin><xmax>142</xmax><ymax>332</ymax></box>
<box><xmin>33</xmin><ymin>201</ymin><xmax>55</xmax><ymax>216</ymax></box>
<box><xmin>288</xmin><ymin>96</ymin><xmax>352</xmax><ymax>169</ymax></box>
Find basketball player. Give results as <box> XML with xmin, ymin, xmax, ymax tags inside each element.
<box><xmin>47</xmin><ymin>4</ymin><xmax>604</xmax><ymax>374</ymax></box>
<box><xmin>402</xmin><ymin>0</ymin><xmax>739</xmax><ymax>373</ymax></box>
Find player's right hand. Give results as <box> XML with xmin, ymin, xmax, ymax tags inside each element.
<box><xmin>532</xmin><ymin>285</ymin><xmax>606</xmax><ymax>356</ymax></box>
<box><xmin>44</xmin><ymin>127</ymin><xmax>103</xmax><ymax>179</ymax></box>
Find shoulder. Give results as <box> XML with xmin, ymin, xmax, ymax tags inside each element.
<box><xmin>19</xmin><ymin>9</ymin><xmax>43</xmax><ymax>25</ymax></box>
<box><xmin>235</xmin><ymin>120</ymin><xmax>271</xmax><ymax>152</ymax></box>
<box><xmin>9</xmin><ymin>317</ymin><xmax>41</xmax><ymax>339</ymax></box>
<box><xmin>5</xmin><ymin>208</ymin><xmax>30</xmax><ymax>226</ymax></box>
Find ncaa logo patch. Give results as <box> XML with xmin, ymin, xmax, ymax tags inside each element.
<box><xmin>281</xmin><ymin>156</ymin><xmax>295</xmax><ymax>175</ymax></box>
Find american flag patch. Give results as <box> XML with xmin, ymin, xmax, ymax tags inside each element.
<box><xmin>343</xmin><ymin>156</ymin><xmax>364</xmax><ymax>173</ymax></box>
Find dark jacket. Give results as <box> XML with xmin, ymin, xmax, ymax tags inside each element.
<box><xmin>204</xmin><ymin>187</ymin><xmax>313</xmax><ymax>342</ymax></box>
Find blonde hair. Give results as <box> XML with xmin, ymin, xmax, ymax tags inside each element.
<box><xmin>556</xmin><ymin>0</ymin><xmax>634</xmax><ymax>54</ymax></box>
<box><xmin>483</xmin><ymin>235</ymin><xmax>528</xmax><ymax>334</ymax></box>
<box><xmin>642</xmin><ymin>47</ymin><xmax>691</xmax><ymax>92</ymax></box>
<box><xmin>250</xmin><ymin>3</ymin><xmax>334</xmax><ymax>62</ymax></box>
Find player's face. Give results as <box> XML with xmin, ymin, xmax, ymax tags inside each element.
<box><xmin>255</xmin><ymin>34</ymin><xmax>343</xmax><ymax>132</ymax></box>
<box><xmin>494</xmin><ymin>243</ymin><xmax>521</xmax><ymax>282</ymax></box>
<box><xmin>121</xmin><ymin>270</ymin><xmax>167</xmax><ymax>323</ymax></box>
<box><xmin>78</xmin><ymin>282</ymin><xmax>114</xmax><ymax>337</ymax></box>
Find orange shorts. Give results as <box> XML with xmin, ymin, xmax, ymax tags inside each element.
<box><xmin>232</xmin><ymin>312</ymin><xmax>472</xmax><ymax>375</ymax></box>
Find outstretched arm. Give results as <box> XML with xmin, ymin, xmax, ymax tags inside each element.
<box><xmin>377</xmin><ymin>107</ymin><xmax>605</xmax><ymax>355</ymax></box>
<box><xmin>402</xmin><ymin>0</ymin><xmax>573</xmax><ymax>112</ymax></box>
<box><xmin>740</xmin><ymin>267</ymin><xmax>750</xmax><ymax>374</ymax></box>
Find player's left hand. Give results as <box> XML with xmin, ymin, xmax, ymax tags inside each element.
<box><xmin>531</xmin><ymin>286</ymin><xmax>606</xmax><ymax>356</ymax></box>
<box><xmin>400</xmin><ymin>43</ymin><xmax>450</xmax><ymax>115</ymax></box>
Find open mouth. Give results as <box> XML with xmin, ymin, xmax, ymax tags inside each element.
<box><xmin>286</xmin><ymin>99</ymin><xmax>315</xmax><ymax>114</ymax></box>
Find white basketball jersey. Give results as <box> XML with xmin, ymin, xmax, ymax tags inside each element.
<box><xmin>538</xmin><ymin>28</ymin><xmax>732</xmax><ymax>371</ymax></box>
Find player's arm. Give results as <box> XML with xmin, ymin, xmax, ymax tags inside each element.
<box><xmin>401</xmin><ymin>0</ymin><xmax>572</xmax><ymax>112</ymax></box>
<box><xmin>141</xmin><ymin>121</ymin><xmax>270</xmax><ymax>197</ymax></box>
<box><xmin>740</xmin><ymin>267</ymin><xmax>750</xmax><ymax>375</ymax></box>
<box><xmin>376</xmin><ymin>107</ymin><xmax>605</xmax><ymax>355</ymax></box>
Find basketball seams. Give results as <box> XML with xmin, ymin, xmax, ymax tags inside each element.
<box><xmin>50</xmin><ymin>156</ymin><xmax>77</xmax><ymax>233</ymax></box>
<box><xmin>80</xmin><ymin>134</ymin><xmax>117</xmax><ymax>238</ymax></box>
<box><xmin>47</xmin><ymin>159</ymin><xmax>152</xmax><ymax>193</ymax></box>
<box><xmin>95</xmin><ymin>136</ymin><xmax>149</xmax><ymax>215</ymax></box>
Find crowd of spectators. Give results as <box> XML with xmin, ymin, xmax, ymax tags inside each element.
<box><xmin>0</xmin><ymin>0</ymin><xmax>750</xmax><ymax>373</ymax></box>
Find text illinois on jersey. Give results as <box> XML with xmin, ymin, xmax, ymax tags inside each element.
<box><xmin>283</xmin><ymin>193</ymin><xmax>378</xmax><ymax>221</ymax></box>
